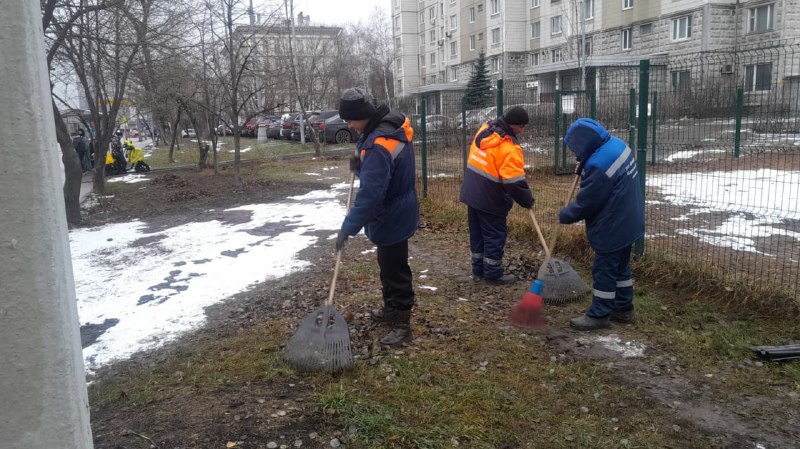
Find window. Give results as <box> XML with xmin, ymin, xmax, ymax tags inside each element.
<box><xmin>450</xmin><ymin>15</ymin><xmax>457</xmax><ymax>30</ymax></box>
<box><xmin>395</xmin><ymin>0</ymin><xmax>400</xmax><ymax>7</ymax></box>
<box><xmin>430</xmin><ymin>7</ymin><xmax>435</xmax><ymax>20</ymax></box>
<box><xmin>394</xmin><ymin>16</ymin><xmax>399</xmax><ymax>29</ymax></box>
<box><xmin>581</xmin><ymin>0</ymin><xmax>594</xmax><ymax>20</ymax></box>
<box><xmin>621</xmin><ymin>28</ymin><xmax>632</xmax><ymax>50</ymax></box>
<box><xmin>670</xmin><ymin>70</ymin><xmax>690</xmax><ymax>90</ymax></box>
<box><xmin>430</xmin><ymin>52</ymin><xmax>436</xmax><ymax>66</ymax></box>
<box><xmin>640</xmin><ymin>23</ymin><xmax>652</xmax><ymax>34</ymax></box>
<box><xmin>746</xmin><ymin>63</ymin><xmax>772</xmax><ymax>91</ymax></box>
<box><xmin>580</xmin><ymin>36</ymin><xmax>592</xmax><ymax>58</ymax></box>
<box><xmin>490</xmin><ymin>0</ymin><xmax>499</xmax><ymax>15</ymax></box>
<box><xmin>470</xmin><ymin>7</ymin><xmax>475</xmax><ymax>22</ymax></box>
<box><xmin>419</xmin><ymin>11</ymin><xmax>424</xmax><ymax>24</ymax></box>
<box><xmin>672</xmin><ymin>15</ymin><xmax>691</xmax><ymax>40</ymax></box>
<box><xmin>451</xmin><ymin>67</ymin><xmax>458</xmax><ymax>81</ymax></box>
<box><xmin>748</xmin><ymin>4</ymin><xmax>774</xmax><ymax>33</ymax></box>
<box><xmin>420</xmin><ymin>54</ymin><xmax>425</xmax><ymax>66</ymax></box>
<box><xmin>532</xmin><ymin>0</ymin><xmax>540</xmax><ymax>7</ymax></box>
<box><xmin>551</xmin><ymin>15</ymin><xmax>562</xmax><ymax>34</ymax></box>
<box><xmin>470</xmin><ymin>34</ymin><xmax>476</xmax><ymax>50</ymax></box>
<box><xmin>491</xmin><ymin>56</ymin><xmax>500</xmax><ymax>73</ymax></box>
<box><xmin>491</xmin><ymin>27</ymin><xmax>501</xmax><ymax>44</ymax></box>
<box><xmin>552</xmin><ymin>48</ymin><xmax>562</xmax><ymax>62</ymax></box>
<box><xmin>430</xmin><ymin>29</ymin><xmax>436</xmax><ymax>41</ymax></box>
<box><xmin>450</xmin><ymin>41</ymin><xmax>457</xmax><ymax>57</ymax></box>
<box><xmin>529</xmin><ymin>52</ymin><xmax>540</xmax><ymax>66</ymax></box>
<box><xmin>421</xmin><ymin>33</ymin><xmax>426</xmax><ymax>45</ymax></box>
<box><xmin>478</xmin><ymin>32</ymin><xmax>484</xmax><ymax>41</ymax></box>
<box><xmin>395</xmin><ymin>37</ymin><xmax>401</xmax><ymax>50</ymax></box>
<box><xmin>396</xmin><ymin>58</ymin><xmax>402</xmax><ymax>73</ymax></box>
<box><xmin>531</xmin><ymin>21</ymin><xmax>541</xmax><ymax>39</ymax></box>
<box><xmin>623</xmin><ymin>0</ymin><xmax>633</xmax><ymax>10</ymax></box>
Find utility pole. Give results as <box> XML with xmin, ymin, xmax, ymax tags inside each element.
<box><xmin>286</xmin><ymin>0</ymin><xmax>307</xmax><ymax>145</ymax></box>
<box><xmin>1</xmin><ymin>1</ymin><xmax>93</xmax><ymax>448</ymax></box>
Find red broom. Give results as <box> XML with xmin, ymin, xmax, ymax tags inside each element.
<box><xmin>510</xmin><ymin>279</ymin><xmax>545</xmax><ymax>328</ymax></box>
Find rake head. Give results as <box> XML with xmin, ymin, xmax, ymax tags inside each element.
<box><xmin>537</xmin><ymin>258</ymin><xmax>590</xmax><ymax>305</ymax></box>
<box><xmin>284</xmin><ymin>305</ymin><xmax>353</xmax><ymax>373</ymax></box>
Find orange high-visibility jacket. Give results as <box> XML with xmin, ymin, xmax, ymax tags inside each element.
<box><xmin>459</xmin><ymin>119</ymin><xmax>534</xmax><ymax>215</ymax></box>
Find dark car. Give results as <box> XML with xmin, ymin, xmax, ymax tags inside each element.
<box><xmin>321</xmin><ymin>114</ymin><xmax>356</xmax><ymax>144</ymax></box>
<box><xmin>267</xmin><ymin>119</ymin><xmax>283</xmax><ymax>139</ymax></box>
<box><xmin>215</xmin><ymin>124</ymin><xmax>233</xmax><ymax>136</ymax></box>
<box><xmin>279</xmin><ymin>113</ymin><xmax>296</xmax><ymax>139</ymax></box>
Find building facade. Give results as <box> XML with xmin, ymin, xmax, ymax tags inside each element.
<box><xmin>392</xmin><ymin>0</ymin><xmax>800</xmax><ymax>103</ymax></box>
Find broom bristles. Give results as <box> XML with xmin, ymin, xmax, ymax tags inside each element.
<box><xmin>510</xmin><ymin>297</ymin><xmax>545</xmax><ymax>328</ymax></box>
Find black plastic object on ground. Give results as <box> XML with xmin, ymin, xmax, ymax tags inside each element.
<box><xmin>750</xmin><ymin>343</ymin><xmax>800</xmax><ymax>361</ymax></box>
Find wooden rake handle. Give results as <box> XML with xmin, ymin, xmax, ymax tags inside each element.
<box><xmin>529</xmin><ymin>209</ymin><xmax>551</xmax><ymax>259</ymax></box>
<box><xmin>548</xmin><ymin>174</ymin><xmax>580</xmax><ymax>254</ymax></box>
<box><xmin>326</xmin><ymin>172</ymin><xmax>357</xmax><ymax>307</ymax></box>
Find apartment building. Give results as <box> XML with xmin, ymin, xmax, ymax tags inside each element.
<box><xmin>392</xmin><ymin>0</ymin><xmax>800</xmax><ymax>103</ymax></box>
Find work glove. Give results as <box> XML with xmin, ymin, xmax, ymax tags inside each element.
<box><xmin>349</xmin><ymin>155</ymin><xmax>361</xmax><ymax>172</ymax></box>
<box><xmin>335</xmin><ymin>231</ymin><xmax>349</xmax><ymax>251</ymax></box>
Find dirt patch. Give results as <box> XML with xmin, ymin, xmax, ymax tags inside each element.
<box><xmin>85</xmin><ymin>159</ymin><xmax>799</xmax><ymax>449</ymax></box>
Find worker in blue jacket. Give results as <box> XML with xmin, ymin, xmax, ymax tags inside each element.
<box><xmin>335</xmin><ymin>87</ymin><xmax>419</xmax><ymax>346</ymax></box>
<box><xmin>559</xmin><ymin>118</ymin><xmax>644</xmax><ymax>331</ymax></box>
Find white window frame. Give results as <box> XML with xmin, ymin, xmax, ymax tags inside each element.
<box><xmin>450</xmin><ymin>67</ymin><xmax>458</xmax><ymax>81</ymax></box>
<box><xmin>531</xmin><ymin>21</ymin><xmax>541</xmax><ymax>39</ymax></box>
<box><xmin>430</xmin><ymin>7</ymin><xmax>436</xmax><ymax>20</ymax></box>
<box><xmin>532</xmin><ymin>0</ymin><xmax>541</xmax><ymax>7</ymax></box>
<box><xmin>670</xmin><ymin>70</ymin><xmax>690</xmax><ymax>90</ymax></box>
<box><xmin>621</xmin><ymin>28</ymin><xmax>632</xmax><ymax>50</ymax></box>
<box><xmin>450</xmin><ymin>14</ymin><xmax>457</xmax><ymax>30</ymax></box>
<box><xmin>430</xmin><ymin>29</ymin><xmax>436</xmax><ymax>42</ymax></box>
<box><xmin>551</xmin><ymin>15</ymin><xmax>562</xmax><ymax>35</ymax></box>
<box><xmin>490</xmin><ymin>0</ymin><xmax>499</xmax><ymax>15</ymax></box>
<box><xmin>671</xmin><ymin>15</ymin><xmax>692</xmax><ymax>40</ymax></box>
<box><xmin>529</xmin><ymin>52</ymin><xmax>540</xmax><ymax>66</ymax></box>
<box><xmin>580</xmin><ymin>0</ymin><xmax>594</xmax><ymax>20</ymax></box>
<box><xmin>491</xmin><ymin>56</ymin><xmax>500</xmax><ymax>73</ymax></box>
<box><xmin>450</xmin><ymin>41</ymin><xmax>457</xmax><ymax>57</ymax></box>
<box><xmin>748</xmin><ymin>4</ymin><xmax>774</xmax><ymax>33</ymax></box>
<box><xmin>470</xmin><ymin>7</ymin><xmax>475</xmax><ymax>23</ymax></box>
<box><xmin>430</xmin><ymin>52</ymin><xmax>436</xmax><ymax>66</ymax></box>
<box><xmin>469</xmin><ymin>34</ymin><xmax>476</xmax><ymax>50</ymax></box>
<box><xmin>623</xmin><ymin>0</ymin><xmax>633</xmax><ymax>10</ymax></box>
<box><xmin>419</xmin><ymin>11</ymin><xmax>424</xmax><ymax>24</ymax></box>
<box><xmin>491</xmin><ymin>27</ymin><xmax>501</xmax><ymax>44</ymax></box>
<box><xmin>420</xmin><ymin>54</ymin><xmax>425</xmax><ymax>67</ymax></box>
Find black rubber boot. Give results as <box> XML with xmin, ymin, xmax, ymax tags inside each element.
<box><xmin>371</xmin><ymin>307</ymin><xmax>389</xmax><ymax>323</ymax></box>
<box><xmin>380</xmin><ymin>309</ymin><xmax>413</xmax><ymax>346</ymax></box>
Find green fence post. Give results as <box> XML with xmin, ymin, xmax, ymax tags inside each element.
<box><xmin>590</xmin><ymin>91</ymin><xmax>597</xmax><ymax>119</ymax></box>
<box><xmin>734</xmin><ymin>88</ymin><xmax>744</xmax><ymax>158</ymax></box>
<box><xmin>650</xmin><ymin>91</ymin><xmax>658</xmax><ymax>165</ymax></box>
<box><xmin>628</xmin><ymin>88</ymin><xmax>636</xmax><ymax>150</ymax></box>
<box><xmin>421</xmin><ymin>96</ymin><xmax>428</xmax><ymax>198</ymax></box>
<box><xmin>634</xmin><ymin>60</ymin><xmax>650</xmax><ymax>258</ymax></box>
<box><xmin>554</xmin><ymin>90</ymin><xmax>561</xmax><ymax>174</ymax></box>
<box><xmin>462</xmin><ymin>96</ymin><xmax>468</xmax><ymax>171</ymax></box>
<box><xmin>496</xmin><ymin>79</ymin><xmax>504</xmax><ymax>117</ymax></box>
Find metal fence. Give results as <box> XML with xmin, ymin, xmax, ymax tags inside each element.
<box><xmin>391</xmin><ymin>39</ymin><xmax>800</xmax><ymax>299</ymax></box>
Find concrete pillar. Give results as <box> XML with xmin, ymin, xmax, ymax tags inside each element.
<box><xmin>257</xmin><ymin>122</ymin><xmax>268</xmax><ymax>143</ymax></box>
<box><xmin>0</xmin><ymin>2</ymin><xmax>94</xmax><ymax>449</ymax></box>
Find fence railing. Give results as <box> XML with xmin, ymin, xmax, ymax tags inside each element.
<box><xmin>391</xmin><ymin>39</ymin><xmax>800</xmax><ymax>299</ymax></box>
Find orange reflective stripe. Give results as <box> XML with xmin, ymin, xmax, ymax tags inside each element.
<box><xmin>374</xmin><ymin>136</ymin><xmax>401</xmax><ymax>154</ymax></box>
<box><xmin>402</xmin><ymin>117</ymin><xmax>414</xmax><ymax>141</ymax></box>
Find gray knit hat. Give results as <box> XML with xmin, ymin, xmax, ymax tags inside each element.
<box><xmin>338</xmin><ymin>88</ymin><xmax>377</xmax><ymax>121</ymax></box>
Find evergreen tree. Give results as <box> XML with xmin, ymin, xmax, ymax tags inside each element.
<box><xmin>463</xmin><ymin>51</ymin><xmax>492</xmax><ymax>110</ymax></box>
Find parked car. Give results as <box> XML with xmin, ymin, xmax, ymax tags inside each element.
<box><xmin>215</xmin><ymin>124</ymin><xmax>233</xmax><ymax>136</ymax></box>
<box><xmin>306</xmin><ymin>110</ymin><xmax>338</xmax><ymax>139</ymax></box>
<box><xmin>279</xmin><ymin>113</ymin><xmax>296</xmax><ymax>139</ymax></box>
<box><xmin>267</xmin><ymin>119</ymin><xmax>283</xmax><ymax>139</ymax></box>
<box><xmin>424</xmin><ymin>114</ymin><xmax>456</xmax><ymax>132</ymax></box>
<box><xmin>321</xmin><ymin>114</ymin><xmax>356</xmax><ymax>144</ymax></box>
<box><xmin>291</xmin><ymin>111</ymin><xmax>322</xmax><ymax>141</ymax></box>
<box><xmin>458</xmin><ymin>106</ymin><xmax>497</xmax><ymax>130</ymax></box>
<box><xmin>181</xmin><ymin>128</ymin><xmax>196</xmax><ymax>138</ymax></box>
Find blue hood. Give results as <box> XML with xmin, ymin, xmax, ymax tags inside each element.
<box><xmin>564</xmin><ymin>118</ymin><xmax>611</xmax><ymax>164</ymax></box>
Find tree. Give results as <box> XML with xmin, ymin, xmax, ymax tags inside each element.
<box><xmin>463</xmin><ymin>51</ymin><xmax>492</xmax><ymax>110</ymax></box>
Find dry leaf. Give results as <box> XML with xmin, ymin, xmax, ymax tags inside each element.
<box><xmin>226</xmin><ymin>442</ymin><xmax>237</xmax><ymax>448</ymax></box>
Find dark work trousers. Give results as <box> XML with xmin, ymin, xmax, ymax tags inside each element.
<box><xmin>587</xmin><ymin>245</ymin><xmax>634</xmax><ymax>318</ymax></box>
<box><xmin>377</xmin><ymin>240</ymin><xmax>415</xmax><ymax>311</ymax></box>
<box><xmin>467</xmin><ymin>206</ymin><xmax>508</xmax><ymax>280</ymax></box>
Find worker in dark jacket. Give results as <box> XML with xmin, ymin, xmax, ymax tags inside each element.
<box><xmin>335</xmin><ymin>87</ymin><xmax>419</xmax><ymax>346</ymax></box>
<box><xmin>559</xmin><ymin>118</ymin><xmax>645</xmax><ymax>331</ymax></box>
<box><xmin>459</xmin><ymin>106</ymin><xmax>535</xmax><ymax>284</ymax></box>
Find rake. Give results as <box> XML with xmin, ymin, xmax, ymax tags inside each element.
<box><xmin>284</xmin><ymin>174</ymin><xmax>355</xmax><ymax>372</ymax></box>
<box><xmin>529</xmin><ymin>175</ymin><xmax>590</xmax><ymax>305</ymax></box>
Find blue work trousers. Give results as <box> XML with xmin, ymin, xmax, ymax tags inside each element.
<box><xmin>467</xmin><ymin>206</ymin><xmax>508</xmax><ymax>280</ymax></box>
<box><xmin>587</xmin><ymin>245</ymin><xmax>634</xmax><ymax>318</ymax></box>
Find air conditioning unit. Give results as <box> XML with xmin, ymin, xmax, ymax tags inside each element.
<box><xmin>431</xmin><ymin>18</ymin><xmax>436</xmax><ymax>25</ymax></box>
<box><xmin>720</xmin><ymin>64</ymin><xmax>734</xmax><ymax>74</ymax></box>
<box><xmin>526</xmin><ymin>81</ymin><xmax>539</xmax><ymax>89</ymax></box>
<box><xmin>438</xmin><ymin>39</ymin><xmax>444</xmax><ymax>46</ymax></box>
<box><xmin>445</xmin><ymin>31</ymin><xmax>452</xmax><ymax>38</ymax></box>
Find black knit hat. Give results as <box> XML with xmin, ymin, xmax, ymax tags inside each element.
<box><xmin>339</xmin><ymin>88</ymin><xmax>377</xmax><ymax>121</ymax></box>
<box><xmin>504</xmin><ymin>106</ymin><xmax>530</xmax><ymax>126</ymax></box>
